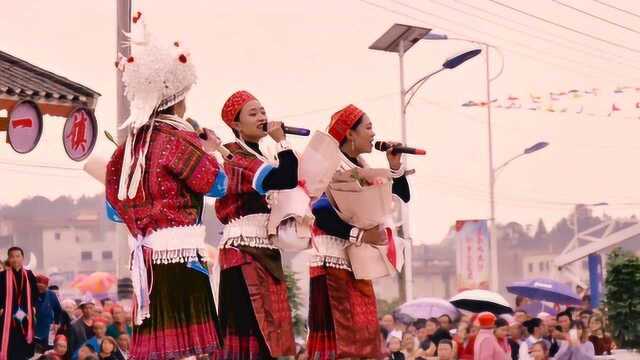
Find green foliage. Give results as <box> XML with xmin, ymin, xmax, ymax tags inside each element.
<box><xmin>377</xmin><ymin>298</ymin><xmax>403</xmax><ymax>319</ymax></box>
<box><xmin>604</xmin><ymin>248</ymin><xmax>640</xmax><ymax>350</ymax></box>
<box><xmin>285</xmin><ymin>268</ymin><xmax>305</xmax><ymax>337</ymax></box>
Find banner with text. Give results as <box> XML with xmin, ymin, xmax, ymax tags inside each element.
<box><xmin>455</xmin><ymin>220</ymin><xmax>490</xmax><ymax>291</ymax></box>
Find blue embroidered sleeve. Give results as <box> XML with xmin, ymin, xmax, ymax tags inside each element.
<box><xmin>206</xmin><ymin>170</ymin><xmax>228</xmax><ymax>198</ymax></box>
<box><xmin>252</xmin><ymin>163</ymin><xmax>275</xmax><ymax>195</ymax></box>
<box><xmin>105</xmin><ymin>201</ymin><xmax>123</xmax><ymax>223</ymax></box>
<box><xmin>311</xmin><ymin>194</ymin><xmax>353</xmax><ymax>239</ymax></box>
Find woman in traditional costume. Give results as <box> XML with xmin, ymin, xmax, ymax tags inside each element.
<box><xmin>215</xmin><ymin>90</ymin><xmax>298</xmax><ymax>359</ymax></box>
<box><xmin>307</xmin><ymin>104</ymin><xmax>411</xmax><ymax>359</ymax></box>
<box><xmin>105</xmin><ymin>13</ymin><xmax>226</xmax><ymax>359</ymax></box>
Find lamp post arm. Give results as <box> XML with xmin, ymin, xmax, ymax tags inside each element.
<box><xmin>404</xmin><ymin>67</ymin><xmax>445</xmax><ymax>109</ymax></box>
<box><xmin>446</xmin><ymin>38</ymin><xmax>505</xmax><ymax>82</ymax></box>
<box><xmin>494</xmin><ymin>153</ymin><xmax>525</xmax><ymax>177</ymax></box>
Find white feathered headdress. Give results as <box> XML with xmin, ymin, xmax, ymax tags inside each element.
<box><xmin>115</xmin><ymin>12</ymin><xmax>197</xmax><ymax>200</ymax></box>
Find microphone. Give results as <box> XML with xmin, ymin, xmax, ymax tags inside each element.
<box><xmin>374</xmin><ymin>141</ymin><xmax>426</xmax><ymax>155</ymax></box>
<box><xmin>186</xmin><ymin>118</ymin><xmax>233</xmax><ymax>160</ymax></box>
<box><xmin>261</xmin><ymin>122</ymin><xmax>311</xmax><ymax>136</ymax></box>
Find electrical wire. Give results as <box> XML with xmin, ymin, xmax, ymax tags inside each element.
<box><xmin>358</xmin><ymin>0</ymin><xmax>640</xmax><ymax>83</ymax></box>
<box><xmin>389</xmin><ymin>0</ymin><xmax>640</xmax><ymax>81</ymax></box>
<box><xmin>552</xmin><ymin>0</ymin><xmax>640</xmax><ymax>35</ymax></box>
<box><xmin>486</xmin><ymin>0</ymin><xmax>640</xmax><ymax>54</ymax></box>
<box><xmin>426</xmin><ymin>0</ymin><xmax>640</xmax><ymax>72</ymax></box>
<box><xmin>591</xmin><ymin>0</ymin><xmax>640</xmax><ymax>19</ymax></box>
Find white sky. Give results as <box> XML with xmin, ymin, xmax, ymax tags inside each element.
<box><xmin>2</xmin><ymin>0</ymin><xmax>640</xmax><ymax>244</ymax></box>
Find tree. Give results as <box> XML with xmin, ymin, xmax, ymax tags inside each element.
<box><xmin>285</xmin><ymin>268</ymin><xmax>305</xmax><ymax>337</ymax></box>
<box><xmin>604</xmin><ymin>248</ymin><xmax>640</xmax><ymax>350</ymax></box>
<box><xmin>533</xmin><ymin>218</ymin><xmax>548</xmax><ymax>242</ymax></box>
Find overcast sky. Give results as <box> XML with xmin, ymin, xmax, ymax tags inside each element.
<box><xmin>2</xmin><ymin>0</ymin><xmax>640</xmax><ymax>243</ymax></box>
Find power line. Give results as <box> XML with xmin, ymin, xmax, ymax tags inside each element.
<box><xmin>552</xmin><ymin>0</ymin><xmax>640</xmax><ymax>35</ymax></box>
<box><xmin>356</xmin><ymin>0</ymin><xmax>626</xmax><ymax>84</ymax></box>
<box><xmin>434</xmin><ymin>0</ymin><xmax>640</xmax><ymax>72</ymax></box>
<box><xmin>486</xmin><ymin>0</ymin><xmax>640</xmax><ymax>54</ymax></box>
<box><xmin>591</xmin><ymin>0</ymin><xmax>640</xmax><ymax>19</ymax></box>
<box><xmin>0</xmin><ymin>161</ymin><xmax>83</xmax><ymax>171</ymax></box>
<box><xmin>389</xmin><ymin>0</ymin><xmax>640</xmax><ymax>81</ymax></box>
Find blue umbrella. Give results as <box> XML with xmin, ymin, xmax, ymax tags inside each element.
<box><xmin>507</xmin><ymin>278</ymin><xmax>581</xmax><ymax>305</ymax></box>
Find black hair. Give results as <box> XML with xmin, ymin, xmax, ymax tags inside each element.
<box><xmin>48</xmin><ymin>285</ymin><xmax>59</xmax><ymax>291</ymax></box>
<box><xmin>579</xmin><ymin>309</ymin><xmax>593</xmax><ymax>316</ymax></box>
<box><xmin>556</xmin><ymin>310</ymin><xmax>572</xmax><ymax>321</ymax></box>
<box><xmin>437</xmin><ymin>339</ymin><xmax>454</xmax><ymax>349</ymax></box>
<box><xmin>495</xmin><ymin>318</ymin><xmax>509</xmax><ymax>328</ymax></box>
<box><xmin>413</xmin><ymin>318</ymin><xmax>427</xmax><ymax>329</ymax></box>
<box><xmin>232</xmin><ymin>112</ymin><xmax>241</xmax><ymax>138</ymax></box>
<box><xmin>430</xmin><ymin>328</ymin><xmax>452</xmax><ymax>345</ymax></box>
<box><xmin>158</xmin><ymin>104</ymin><xmax>176</xmax><ymax>115</ymax></box>
<box><xmin>438</xmin><ymin>314</ymin><xmax>452</xmax><ymax>323</ymax></box>
<box><xmin>523</xmin><ymin>318</ymin><xmax>542</xmax><ymax>334</ymax></box>
<box><xmin>426</xmin><ymin>317</ymin><xmax>441</xmax><ymax>326</ymax></box>
<box><xmin>7</xmin><ymin>247</ymin><xmax>24</xmax><ymax>257</ymax></box>
<box><xmin>339</xmin><ymin>115</ymin><xmax>364</xmax><ymax>147</ymax></box>
<box><xmin>515</xmin><ymin>295</ymin><xmax>526</xmax><ymax>307</ymax></box>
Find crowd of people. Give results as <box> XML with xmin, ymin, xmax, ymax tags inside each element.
<box><xmin>0</xmin><ymin>246</ymin><xmax>131</xmax><ymax>360</ymax></box>
<box><xmin>374</xmin><ymin>298</ymin><xmax>614</xmax><ymax>360</ymax></box>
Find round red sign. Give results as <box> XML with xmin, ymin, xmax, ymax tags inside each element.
<box><xmin>7</xmin><ymin>100</ymin><xmax>43</xmax><ymax>154</ymax></box>
<box><xmin>63</xmin><ymin>107</ymin><xmax>97</xmax><ymax>161</ymax></box>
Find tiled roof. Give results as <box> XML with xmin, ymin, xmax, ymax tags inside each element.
<box><xmin>0</xmin><ymin>50</ymin><xmax>100</xmax><ymax>107</ymax></box>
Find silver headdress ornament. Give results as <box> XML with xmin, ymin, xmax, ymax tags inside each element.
<box><xmin>115</xmin><ymin>11</ymin><xmax>198</xmax><ymax>200</ymax></box>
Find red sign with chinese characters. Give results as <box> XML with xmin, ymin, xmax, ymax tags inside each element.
<box><xmin>63</xmin><ymin>107</ymin><xmax>97</xmax><ymax>161</ymax></box>
<box><xmin>455</xmin><ymin>219</ymin><xmax>490</xmax><ymax>291</ymax></box>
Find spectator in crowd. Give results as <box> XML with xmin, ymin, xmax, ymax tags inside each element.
<box><xmin>35</xmin><ymin>274</ymin><xmax>63</xmax><ymax>349</ymax></box>
<box><xmin>115</xmin><ymin>333</ymin><xmax>130</xmax><ymax>359</ymax></box>
<box><xmin>425</xmin><ymin>318</ymin><xmax>440</xmax><ymax>338</ymax></box>
<box><xmin>457</xmin><ymin>320</ymin><xmax>478</xmax><ymax>360</ymax></box>
<box><xmin>44</xmin><ymin>334</ymin><xmax>69</xmax><ymax>360</ymax></box>
<box><xmin>553</xmin><ymin>321</ymin><xmax>595</xmax><ymax>360</ymax></box>
<box><xmin>587</xmin><ymin>315</ymin><xmax>613</xmax><ymax>355</ymax></box>
<box><xmin>382</xmin><ymin>314</ymin><xmax>395</xmax><ymax>333</ymax></box>
<box><xmin>578</xmin><ymin>310</ymin><xmax>592</xmax><ymax>327</ymax></box>
<box><xmin>97</xmin><ymin>336</ymin><xmax>121</xmax><ymax>360</ymax></box>
<box><xmin>473</xmin><ymin>312</ymin><xmax>507</xmax><ymax>360</ymax></box>
<box><xmin>106</xmin><ymin>305</ymin><xmax>131</xmax><ymax>341</ymax></box>
<box><xmin>580</xmin><ymin>295</ymin><xmax>591</xmax><ymax>311</ymax></box>
<box><xmin>529</xmin><ymin>341</ymin><xmax>550</xmax><ymax>360</ymax></box>
<box><xmin>76</xmin><ymin>344</ymin><xmax>97</xmax><ymax>360</ymax></box>
<box><xmin>69</xmin><ymin>297</ymin><xmax>96</xmax><ymax>354</ymax></box>
<box><xmin>0</xmin><ymin>246</ymin><xmax>38</xmax><ymax>360</ymax></box>
<box><xmin>513</xmin><ymin>310</ymin><xmax>528</xmax><ymax>325</ymax></box>
<box><xmin>73</xmin><ymin>318</ymin><xmax>108</xmax><ymax>360</ymax></box>
<box><xmin>437</xmin><ymin>339</ymin><xmax>455</xmax><ymax>360</ymax></box>
<box><xmin>520</xmin><ymin>318</ymin><xmax>549</xmax><ymax>360</ymax></box>
<box><xmin>438</xmin><ymin>315</ymin><xmax>453</xmax><ymax>332</ymax></box>
<box><xmin>548</xmin><ymin>325</ymin><xmax>564</xmax><ymax>357</ymax></box>
<box><xmin>48</xmin><ymin>285</ymin><xmax>60</xmax><ymax>299</ymax></box>
<box><xmin>387</xmin><ymin>336</ymin><xmax>405</xmax><ymax>360</ymax></box>
<box><xmin>508</xmin><ymin>322</ymin><xmax>525</xmax><ymax>360</ymax></box>
<box><xmin>401</xmin><ymin>332</ymin><xmax>420</xmax><ymax>359</ymax></box>
<box><xmin>494</xmin><ymin>318</ymin><xmax>512</xmax><ymax>359</ymax></box>
<box><xmin>515</xmin><ymin>295</ymin><xmax>528</xmax><ymax>310</ymax></box>
<box><xmin>557</xmin><ymin>311</ymin><xmax>572</xmax><ymax>333</ymax></box>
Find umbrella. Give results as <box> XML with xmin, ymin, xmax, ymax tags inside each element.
<box><xmin>450</xmin><ymin>289</ymin><xmax>513</xmax><ymax>315</ymax></box>
<box><xmin>396</xmin><ymin>297</ymin><xmax>459</xmax><ymax>320</ymax></box>
<box><xmin>71</xmin><ymin>272</ymin><xmax>117</xmax><ymax>294</ymax></box>
<box><xmin>520</xmin><ymin>301</ymin><xmax>558</xmax><ymax>316</ymax></box>
<box><xmin>506</xmin><ymin>278</ymin><xmax>581</xmax><ymax>305</ymax></box>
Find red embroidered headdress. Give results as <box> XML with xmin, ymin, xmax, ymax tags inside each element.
<box><xmin>221</xmin><ymin>90</ymin><xmax>256</xmax><ymax>127</ymax></box>
<box><xmin>328</xmin><ymin>104</ymin><xmax>364</xmax><ymax>142</ymax></box>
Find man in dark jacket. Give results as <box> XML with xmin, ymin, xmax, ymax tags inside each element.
<box><xmin>68</xmin><ymin>296</ymin><xmax>95</xmax><ymax>354</ymax></box>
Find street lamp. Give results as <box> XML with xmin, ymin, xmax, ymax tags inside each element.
<box><xmin>369</xmin><ymin>24</ymin><xmax>481</xmax><ymax>301</ymax></box>
<box><xmin>495</xmin><ymin>142</ymin><xmax>549</xmax><ymax>175</ymax></box>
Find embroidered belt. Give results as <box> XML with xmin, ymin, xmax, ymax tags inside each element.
<box><xmin>221</xmin><ymin>214</ymin><xmax>277</xmax><ymax>250</ymax></box>
<box><xmin>310</xmin><ymin>235</ymin><xmax>351</xmax><ymax>270</ymax></box>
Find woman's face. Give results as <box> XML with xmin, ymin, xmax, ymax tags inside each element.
<box><xmin>112</xmin><ymin>308</ymin><xmax>125</xmax><ymax>323</ymax></box>
<box><xmin>345</xmin><ymin>114</ymin><xmax>375</xmax><ymax>154</ymax></box>
<box><xmin>589</xmin><ymin>319</ymin><xmax>602</xmax><ymax>332</ymax></box>
<box><xmin>235</xmin><ymin>99</ymin><xmax>267</xmax><ymax>142</ymax></box>
<box><xmin>494</xmin><ymin>325</ymin><xmax>509</xmax><ymax>339</ymax></box>
<box><xmin>102</xmin><ymin>340</ymin><xmax>115</xmax><ymax>354</ymax></box>
<box><xmin>530</xmin><ymin>343</ymin><xmax>546</xmax><ymax>360</ymax></box>
<box><xmin>402</xmin><ymin>333</ymin><xmax>415</xmax><ymax>351</ymax></box>
<box><xmin>54</xmin><ymin>341</ymin><xmax>68</xmax><ymax>355</ymax></box>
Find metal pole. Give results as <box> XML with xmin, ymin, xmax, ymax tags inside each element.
<box><xmin>398</xmin><ymin>39</ymin><xmax>414</xmax><ymax>302</ymax></box>
<box><xmin>487</xmin><ymin>44</ymin><xmax>499</xmax><ymax>292</ymax></box>
<box><xmin>116</xmin><ymin>0</ymin><xmax>132</xmax><ymax>280</ymax></box>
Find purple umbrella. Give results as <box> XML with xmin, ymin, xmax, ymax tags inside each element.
<box><xmin>396</xmin><ymin>297</ymin><xmax>459</xmax><ymax>320</ymax></box>
<box><xmin>507</xmin><ymin>278</ymin><xmax>581</xmax><ymax>305</ymax></box>
<box><xmin>520</xmin><ymin>301</ymin><xmax>557</xmax><ymax>316</ymax></box>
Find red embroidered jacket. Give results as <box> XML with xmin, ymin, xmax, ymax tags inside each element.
<box><xmin>106</xmin><ymin>123</ymin><xmax>223</xmax><ymax>237</ymax></box>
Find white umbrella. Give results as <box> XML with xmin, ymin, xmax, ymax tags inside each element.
<box><xmin>396</xmin><ymin>297</ymin><xmax>459</xmax><ymax>320</ymax></box>
<box><xmin>449</xmin><ymin>289</ymin><xmax>513</xmax><ymax>315</ymax></box>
